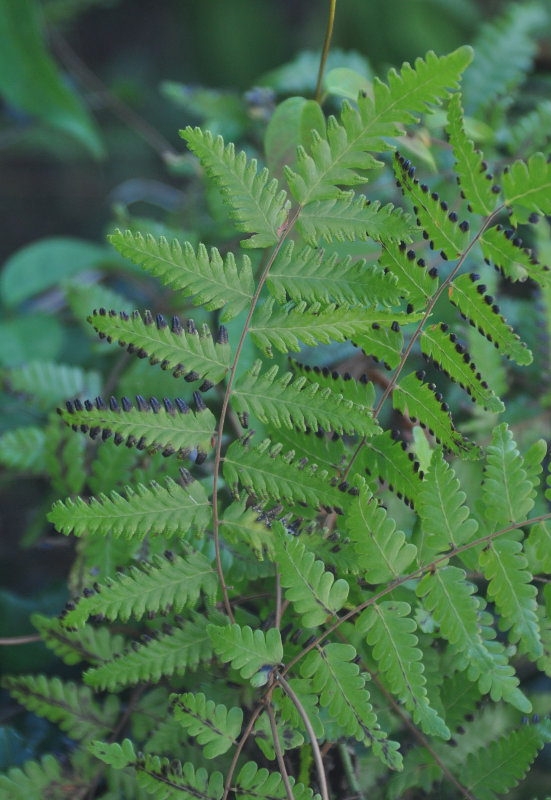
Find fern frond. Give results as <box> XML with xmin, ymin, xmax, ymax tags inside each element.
<box><xmin>479</xmin><ymin>538</ymin><xmax>541</xmax><ymax>658</ymax></box>
<box><xmin>445</xmin><ymin>93</ymin><xmax>496</xmax><ymax>216</ymax></box>
<box><xmin>421</xmin><ymin>323</ymin><xmax>505</xmax><ymax>412</ymax></box>
<box><xmin>482</xmin><ymin>423</ymin><xmax>534</xmax><ymax>527</ymax></box>
<box><xmin>378</xmin><ymin>240</ymin><xmax>436</xmax><ymax>310</ymax></box>
<box><xmin>273</xmin><ymin>523</ymin><xmax>349</xmax><ymax>627</ymax></box>
<box><xmin>181</xmin><ymin>126</ymin><xmax>289</xmax><ymax>248</ymax></box>
<box><xmin>416</xmin><ymin>448</ymin><xmax>478</xmax><ymax>560</ymax></box>
<box><xmin>223</xmin><ymin>436</ymin><xmax>346</xmax><ymax>511</ymax></box>
<box><xmin>267</xmin><ymin>241</ymin><xmax>402</xmax><ymax>306</ymax></box>
<box><xmin>360</xmin><ymin>430</ymin><xmax>424</xmax><ymax>508</ymax></box>
<box><xmin>231</xmin><ymin>360</ymin><xmax>379</xmax><ymax>437</ymax></box>
<box><xmin>89</xmin><ymin>739</ymin><xmax>224</xmax><ymax>800</ymax></box>
<box><xmin>56</xmin><ymin>393</ymin><xmax>215</xmax><ymax>463</ymax></box>
<box><xmin>527</xmin><ymin>521</ymin><xmax>551</xmax><ymax>573</ymax></box>
<box><xmin>479</xmin><ymin>224</ymin><xmax>551</xmax><ymax>285</ymax></box>
<box><xmin>61</xmin><ymin>549</ymin><xmax>217</xmax><ymax>628</ymax></box>
<box><xmin>207</xmin><ymin>623</ymin><xmax>283</xmax><ymax>680</ymax></box>
<box><xmin>31</xmin><ymin>613</ymin><xmax>125</xmax><ymax>665</ymax></box>
<box><xmin>394</xmin><ymin>152</ymin><xmax>470</xmax><ymax>259</ymax></box>
<box><xmin>448</xmin><ymin>274</ymin><xmax>532</xmax><ymax>365</ymax></box>
<box><xmin>300</xmin><ymin>643</ymin><xmax>388</xmax><ymax>754</ymax></box>
<box><xmin>439</xmin><ymin>670</ymin><xmax>483</xmax><ymax>731</ymax></box>
<box><xmin>0</xmin><ymin>755</ymin><xmax>67</xmax><ymax>800</ymax></box>
<box><xmin>108</xmin><ymin>230</ymin><xmax>254</xmax><ymax>320</ymax></box>
<box><xmin>2</xmin><ymin>675</ymin><xmax>117</xmax><ymax>741</ymax></box>
<box><xmin>358</xmin><ymin>601</ymin><xmax>450</xmax><ymax>739</ymax></box>
<box><xmin>353</xmin><ymin>323</ymin><xmax>405</xmax><ymax>370</ymax></box>
<box><xmin>462</xmin><ymin>719</ymin><xmax>551</xmax><ymax>800</ymax></box>
<box><xmin>220</xmin><ymin>499</ymin><xmax>275</xmax><ymax>559</ymax></box>
<box><xmin>84</xmin><ymin>615</ymin><xmax>213</xmax><ymax>690</ymax></box>
<box><xmin>89</xmin><ymin>309</ymin><xmax>231</xmax><ymax>389</ymax></box>
<box><xmin>235</xmin><ymin>761</ymin><xmax>318</xmax><ymax>800</ymax></box>
<box><xmin>345</xmin><ymin>477</ymin><xmax>416</xmax><ymax>582</ymax></box>
<box><xmin>507</xmin><ymin>99</ymin><xmax>551</xmax><ymax>155</ymax></box>
<box><xmin>297</xmin><ymin>194</ymin><xmax>412</xmax><ymax>246</ymax></box>
<box><xmin>393</xmin><ymin>370</ymin><xmax>477</xmax><ymax>456</ymax></box>
<box><xmin>292</xmin><ymin>360</ymin><xmax>376</xmax><ymax>407</ymax></box>
<box><xmin>461</xmin><ymin>3</ymin><xmax>546</xmax><ymax>114</ymax></box>
<box><xmin>49</xmin><ymin>473</ymin><xmax>210</xmax><ymax>542</ymax></box>
<box><xmin>171</xmin><ymin>692</ymin><xmax>243</xmax><ymax>758</ymax></box>
<box><xmin>5</xmin><ymin>361</ymin><xmax>101</xmax><ymax>411</ymax></box>
<box><xmin>0</xmin><ymin>426</ymin><xmax>46</xmax><ymax>472</ymax></box>
<box><xmin>284</xmin><ymin>46</ymin><xmax>473</xmax><ymax>203</ymax></box>
<box><xmin>250</xmin><ymin>297</ymin><xmax>420</xmax><ymax>359</ymax></box>
<box><xmin>502</xmin><ymin>152</ymin><xmax>551</xmax><ymax>225</ymax></box>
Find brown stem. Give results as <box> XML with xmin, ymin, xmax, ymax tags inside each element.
<box><xmin>266</xmin><ymin>702</ymin><xmax>295</xmax><ymax>800</ymax></box>
<box><xmin>315</xmin><ymin>0</ymin><xmax>337</xmax><ymax>104</ymax></box>
<box><xmin>211</xmin><ymin>207</ymin><xmax>302</xmax><ymax>622</ymax></box>
<box><xmin>222</xmin><ymin>704</ymin><xmax>264</xmax><ymax>800</ymax></box>
<box><xmin>0</xmin><ymin>635</ymin><xmax>41</xmax><ymax>645</ymax></box>
<box><xmin>276</xmin><ymin>673</ymin><xmax>329</xmax><ymax>800</ymax></box>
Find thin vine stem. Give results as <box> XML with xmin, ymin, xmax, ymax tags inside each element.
<box><xmin>0</xmin><ymin>635</ymin><xmax>41</xmax><ymax>645</ymax></box>
<box><xmin>212</xmin><ymin>205</ymin><xmax>302</xmax><ymax>622</ymax></box>
<box><xmin>222</xmin><ymin>703</ymin><xmax>264</xmax><ymax>800</ymax></box>
<box><xmin>275</xmin><ymin>673</ymin><xmax>329</xmax><ymax>800</ymax></box>
<box><xmin>315</xmin><ymin>0</ymin><xmax>337</xmax><ymax>103</ymax></box>
<box><xmin>282</xmin><ymin>509</ymin><xmax>551</xmax><ymax>675</ymax></box>
<box><xmin>266</xmin><ymin>701</ymin><xmax>295</xmax><ymax>800</ymax></box>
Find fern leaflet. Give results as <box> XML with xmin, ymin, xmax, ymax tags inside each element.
<box><xmin>359</xmin><ymin>430</ymin><xmax>423</xmax><ymax>508</ymax></box>
<box><xmin>502</xmin><ymin>152</ymin><xmax>551</xmax><ymax>224</ymax></box>
<box><xmin>32</xmin><ymin>613</ymin><xmax>125</xmax><ymax>665</ymax></box>
<box><xmin>0</xmin><ymin>755</ymin><xmax>68</xmax><ymax>800</ymax></box>
<box><xmin>181</xmin><ymin>127</ymin><xmax>289</xmax><ymax>248</ymax></box>
<box><xmin>479</xmin><ymin>224</ymin><xmax>551</xmax><ymax>285</ymax></box>
<box><xmin>297</xmin><ymin>195</ymin><xmax>412</xmax><ymax>246</ymax></box>
<box><xmin>206</xmin><ymin>623</ymin><xmax>283</xmax><ymax>680</ymax></box>
<box><xmin>235</xmin><ymin>761</ymin><xmax>318</xmax><ymax>800</ymax></box>
<box><xmin>108</xmin><ymin>230</ymin><xmax>254</xmax><ymax>320</ymax></box>
<box><xmin>89</xmin><ymin>308</ymin><xmax>231</xmax><ymax>388</ymax></box>
<box><xmin>378</xmin><ymin>239</ymin><xmax>436</xmax><ymax>310</ymax></box>
<box><xmin>273</xmin><ymin>523</ymin><xmax>349</xmax><ymax>627</ymax></box>
<box><xmin>171</xmin><ymin>692</ymin><xmax>243</xmax><ymax>758</ymax></box>
<box><xmin>481</xmin><ymin>423</ymin><xmax>534</xmax><ymax>528</ymax></box>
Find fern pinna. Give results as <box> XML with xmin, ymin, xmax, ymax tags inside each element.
<box><xmin>4</xmin><ymin>10</ymin><xmax>551</xmax><ymax>800</ymax></box>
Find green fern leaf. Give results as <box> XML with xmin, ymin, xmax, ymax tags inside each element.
<box><xmin>479</xmin><ymin>224</ymin><xmax>551</xmax><ymax>285</ymax></box>
<box><xmin>44</xmin><ymin>415</ymin><xmax>86</xmax><ymax>496</ymax></box>
<box><xmin>5</xmin><ymin>361</ymin><xmax>101</xmax><ymax>411</ymax></box>
<box><xmin>56</xmin><ymin>393</ymin><xmax>216</xmax><ymax>463</ymax></box>
<box><xmin>231</xmin><ymin>360</ymin><xmax>379</xmax><ymax>437</ymax></box>
<box><xmin>89</xmin><ymin>739</ymin><xmax>224</xmax><ymax>800</ymax></box>
<box><xmin>171</xmin><ymin>692</ymin><xmax>243</xmax><ymax>758</ymax></box>
<box><xmin>358</xmin><ymin>601</ymin><xmax>450</xmax><ymax>739</ymax></box>
<box><xmin>394</xmin><ymin>152</ymin><xmax>470</xmax><ymax>259</ymax></box>
<box><xmin>0</xmin><ymin>755</ymin><xmax>67</xmax><ymax>800</ymax></box>
<box><xmin>2</xmin><ymin>675</ymin><xmax>118</xmax><ymax>741</ymax></box>
<box><xmin>300</xmin><ymin>643</ymin><xmax>392</xmax><ymax>757</ymax></box>
<box><xmin>89</xmin><ymin>309</ymin><xmax>231</xmax><ymax>388</ymax></box>
<box><xmin>267</xmin><ymin>241</ymin><xmax>402</xmax><ymax>306</ymax></box>
<box><xmin>393</xmin><ymin>370</ymin><xmax>477</xmax><ymax>456</ymax></box>
<box><xmin>49</xmin><ymin>473</ymin><xmax>210</xmax><ymax>541</ymax></box>
<box><xmin>378</xmin><ymin>239</ymin><xmax>436</xmax><ymax>310</ymax></box>
<box><xmin>439</xmin><ymin>670</ymin><xmax>483</xmax><ymax>732</ymax></box>
<box><xmin>31</xmin><ymin>613</ymin><xmax>125</xmax><ymax>665</ymax></box>
<box><xmin>479</xmin><ymin>538</ymin><xmax>541</xmax><ymax>658</ymax></box>
<box><xmin>220</xmin><ymin>499</ymin><xmax>275</xmax><ymax>559</ymax></box>
<box><xmin>0</xmin><ymin>426</ymin><xmax>46</xmax><ymax>472</ymax></box>
<box><xmin>481</xmin><ymin>423</ymin><xmax>534</xmax><ymax>527</ymax></box>
<box><xmin>223</xmin><ymin>436</ymin><xmax>346</xmax><ymax>511</ymax></box>
<box><xmin>502</xmin><ymin>152</ymin><xmax>551</xmax><ymax>224</ymax></box>
<box><xmin>353</xmin><ymin>323</ymin><xmax>405</xmax><ymax>370</ymax></box>
<box><xmin>448</xmin><ymin>274</ymin><xmax>532</xmax><ymax>365</ymax></box>
<box><xmin>108</xmin><ymin>230</ymin><xmax>254</xmax><ymax>320</ymax></box>
<box><xmin>421</xmin><ymin>323</ymin><xmax>505</xmax><ymax>412</ymax></box>
<box><xmin>507</xmin><ymin>99</ymin><xmax>551</xmax><ymax>155</ymax></box>
<box><xmin>461</xmin><ymin>4</ymin><xmax>546</xmax><ymax>114</ymax></box>
<box><xmin>462</xmin><ymin>719</ymin><xmax>551</xmax><ymax>800</ymax></box>
<box><xmin>84</xmin><ymin>615</ymin><xmax>213</xmax><ymax>691</ymax></box>
<box><xmin>235</xmin><ymin>761</ymin><xmax>319</xmax><ymax>800</ymax></box>
<box><xmin>181</xmin><ymin>127</ymin><xmax>289</xmax><ymax>248</ymax></box>
<box><xmin>527</xmin><ymin>521</ymin><xmax>551</xmax><ymax>573</ymax></box>
<box><xmin>360</xmin><ymin>430</ymin><xmax>424</xmax><ymax>508</ymax></box>
<box><xmin>445</xmin><ymin>93</ymin><xmax>496</xmax><ymax>216</ymax></box>
<box><xmin>297</xmin><ymin>194</ymin><xmax>412</xmax><ymax>246</ymax></box>
<box><xmin>416</xmin><ymin>448</ymin><xmax>478</xmax><ymax>560</ymax></box>
<box><xmin>207</xmin><ymin>623</ymin><xmax>283</xmax><ymax>680</ymax></box>
<box><xmin>292</xmin><ymin>360</ymin><xmax>376</xmax><ymax>407</ymax></box>
<box><xmin>61</xmin><ymin>549</ymin><xmax>217</xmax><ymax>627</ymax></box>
<box><xmin>285</xmin><ymin>46</ymin><xmax>473</xmax><ymax>203</ymax></box>
<box><xmin>88</xmin><ymin>436</ymin><xmax>138</xmax><ymax>494</ymax></box>
<box><xmin>273</xmin><ymin>523</ymin><xmax>349</xmax><ymax>627</ymax></box>
<box><xmin>250</xmin><ymin>297</ymin><xmax>420</xmax><ymax>359</ymax></box>
<box><xmin>345</xmin><ymin>477</ymin><xmax>416</xmax><ymax>582</ymax></box>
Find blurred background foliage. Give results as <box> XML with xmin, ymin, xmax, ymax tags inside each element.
<box><xmin>1</xmin><ymin>0</ymin><xmax>551</xmax><ymax>781</ymax></box>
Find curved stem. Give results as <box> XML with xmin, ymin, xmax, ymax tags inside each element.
<box><xmin>0</xmin><ymin>634</ymin><xmax>41</xmax><ymax>645</ymax></box>
<box><xmin>222</xmin><ymin>703</ymin><xmax>264</xmax><ymax>800</ymax></box>
<box><xmin>212</xmin><ymin>205</ymin><xmax>301</xmax><ymax>622</ymax></box>
<box><xmin>315</xmin><ymin>0</ymin><xmax>337</xmax><ymax>104</ymax></box>
<box><xmin>266</xmin><ymin>702</ymin><xmax>295</xmax><ymax>800</ymax></box>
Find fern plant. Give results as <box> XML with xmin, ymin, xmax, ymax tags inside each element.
<box><xmin>3</xmin><ymin>3</ymin><xmax>551</xmax><ymax>799</ymax></box>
